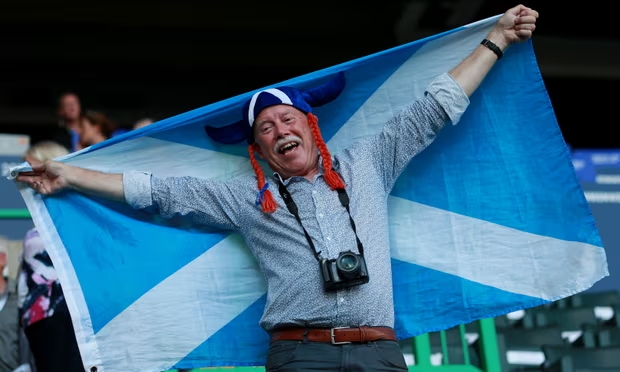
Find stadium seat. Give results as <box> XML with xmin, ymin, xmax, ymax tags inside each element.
<box><xmin>554</xmin><ymin>290</ymin><xmax>620</xmax><ymax>309</ymax></box>
<box><xmin>542</xmin><ymin>345</ymin><xmax>620</xmax><ymax>370</ymax></box>
<box><xmin>597</xmin><ymin>327</ymin><xmax>620</xmax><ymax>347</ymax></box>
<box><xmin>496</xmin><ymin>326</ymin><xmax>566</xmax><ymax>370</ymax></box>
<box><xmin>523</xmin><ymin>307</ymin><xmax>600</xmax><ymax>331</ymax></box>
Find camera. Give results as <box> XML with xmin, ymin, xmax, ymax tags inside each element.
<box><xmin>320</xmin><ymin>250</ymin><xmax>369</xmax><ymax>291</ymax></box>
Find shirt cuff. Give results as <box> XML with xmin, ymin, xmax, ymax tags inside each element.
<box><xmin>426</xmin><ymin>73</ymin><xmax>470</xmax><ymax>125</ymax></box>
<box><xmin>123</xmin><ymin>171</ymin><xmax>153</xmax><ymax>210</ymax></box>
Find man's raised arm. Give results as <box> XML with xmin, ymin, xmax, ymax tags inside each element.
<box><xmin>450</xmin><ymin>4</ymin><xmax>539</xmax><ymax>97</ymax></box>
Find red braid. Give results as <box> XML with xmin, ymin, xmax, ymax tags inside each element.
<box><xmin>248</xmin><ymin>144</ymin><xmax>277</xmax><ymax>213</ymax></box>
<box><xmin>307</xmin><ymin>113</ymin><xmax>345</xmax><ymax>190</ymax></box>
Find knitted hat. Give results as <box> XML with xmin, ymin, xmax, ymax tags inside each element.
<box><xmin>205</xmin><ymin>72</ymin><xmax>346</xmax><ymax>212</ymax></box>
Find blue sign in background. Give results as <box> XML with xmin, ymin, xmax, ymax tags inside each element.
<box><xmin>0</xmin><ymin>134</ymin><xmax>33</xmax><ymax>241</ymax></box>
<box><xmin>572</xmin><ymin>150</ymin><xmax>620</xmax><ymax>293</ymax></box>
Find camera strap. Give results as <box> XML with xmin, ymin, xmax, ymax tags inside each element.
<box><xmin>276</xmin><ymin>179</ymin><xmax>365</xmax><ymax>262</ymax></box>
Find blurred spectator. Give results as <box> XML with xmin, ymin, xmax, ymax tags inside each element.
<box><xmin>79</xmin><ymin>111</ymin><xmax>116</xmax><ymax>147</ymax></box>
<box><xmin>133</xmin><ymin>117</ymin><xmax>154</xmax><ymax>130</ymax></box>
<box><xmin>52</xmin><ymin>93</ymin><xmax>82</xmax><ymax>152</ymax></box>
<box><xmin>0</xmin><ymin>238</ymin><xmax>33</xmax><ymax>372</ymax></box>
<box><xmin>18</xmin><ymin>141</ymin><xmax>84</xmax><ymax>372</ymax></box>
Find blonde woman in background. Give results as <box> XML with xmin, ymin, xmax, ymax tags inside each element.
<box><xmin>18</xmin><ymin>141</ymin><xmax>84</xmax><ymax>372</ymax></box>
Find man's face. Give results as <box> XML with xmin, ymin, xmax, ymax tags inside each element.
<box><xmin>58</xmin><ymin>94</ymin><xmax>81</xmax><ymax>121</ymax></box>
<box><xmin>253</xmin><ymin>105</ymin><xmax>318</xmax><ymax>179</ymax></box>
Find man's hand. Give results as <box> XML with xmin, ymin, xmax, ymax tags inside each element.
<box><xmin>16</xmin><ymin>161</ymin><xmax>72</xmax><ymax>195</ymax></box>
<box><xmin>448</xmin><ymin>4</ymin><xmax>539</xmax><ymax>96</ymax></box>
<box><xmin>488</xmin><ymin>4</ymin><xmax>539</xmax><ymax>50</ymax></box>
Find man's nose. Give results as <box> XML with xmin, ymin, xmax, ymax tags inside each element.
<box><xmin>273</xmin><ymin>121</ymin><xmax>290</xmax><ymax>138</ymax></box>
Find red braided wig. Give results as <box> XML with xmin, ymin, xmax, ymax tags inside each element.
<box><xmin>248</xmin><ymin>144</ymin><xmax>277</xmax><ymax>213</ymax></box>
<box><xmin>307</xmin><ymin>113</ymin><xmax>345</xmax><ymax>190</ymax></box>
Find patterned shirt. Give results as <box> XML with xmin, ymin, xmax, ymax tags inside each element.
<box><xmin>123</xmin><ymin>73</ymin><xmax>469</xmax><ymax>331</ymax></box>
<box><xmin>18</xmin><ymin>228</ymin><xmax>66</xmax><ymax>327</ymax></box>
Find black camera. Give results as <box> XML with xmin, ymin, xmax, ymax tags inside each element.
<box><xmin>320</xmin><ymin>250</ymin><xmax>369</xmax><ymax>291</ymax></box>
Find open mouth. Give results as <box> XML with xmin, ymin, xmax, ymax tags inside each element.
<box><xmin>278</xmin><ymin>142</ymin><xmax>299</xmax><ymax>155</ymax></box>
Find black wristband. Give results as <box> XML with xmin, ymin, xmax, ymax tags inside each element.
<box><xmin>480</xmin><ymin>39</ymin><xmax>503</xmax><ymax>60</ymax></box>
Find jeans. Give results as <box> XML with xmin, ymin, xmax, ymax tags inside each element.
<box><xmin>265</xmin><ymin>340</ymin><xmax>408</xmax><ymax>371</ymax></box>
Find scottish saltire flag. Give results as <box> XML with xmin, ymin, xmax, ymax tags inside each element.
<box><xmin>10</xmin><ymin>15</ymin><xmax>608</xmax><ymax>372</ymax></box>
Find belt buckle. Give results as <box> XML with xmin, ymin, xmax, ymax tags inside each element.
<box><xmin>330</xmin><ymin>327</ymin><xmax>351</xmax><ymax>345</ymax></box>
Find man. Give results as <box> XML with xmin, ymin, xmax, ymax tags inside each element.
<box><xmin>52</xmin><ymin>92</ymin><xmax>82</xmax><ymax>152</ymax></box>
<box><xmin>17</xmin><ymin>5</ymin><xmax>538</xmax><ymax>371</ymax></box>
<box><xmin>0</xmin><ymin>241</ymin><xmax>33</xmax><ymax>372</ymax></box>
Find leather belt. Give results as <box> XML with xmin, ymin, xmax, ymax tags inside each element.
<box><xmin>270</xmin><ymin>326</ymin><xmax>397</xmax><ymax>345</ymax></box>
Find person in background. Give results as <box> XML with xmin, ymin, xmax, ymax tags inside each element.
<box><xmin>52</xmin><ymin>92</ymin><xmax>82</xmax><ymax>152</ymax></box>
<box><xmin>79</xmin><ymin>110</ymin><xmax>117</xmax><ymax>147</ymax></box>
<box><xmin>0</xmin><ymin>238</ymin><xmax>34</xmax><ymax>372</ymax></box>
<box><xmin>18</xmin><ymin>141</ymin><xmax>84</xmax><ymax>372</ymax></box>
<box><xmin>133</xmin><ymin>117</ymin><xmax>154</xmax><ymax>130</ymax></box>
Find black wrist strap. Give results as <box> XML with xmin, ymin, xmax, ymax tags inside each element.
<box><xmin>276</xmin><ymin>179</ymin><xmax>365</xmax><ymax>261</ymax></box>
<box><xmin>481</xmin><ymin>39</ymin><xmax>503</xmax><ymax>60</ymax></box>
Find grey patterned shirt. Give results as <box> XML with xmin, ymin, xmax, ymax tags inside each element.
<box><xmin>123</xmin><ymin>73</ymin><xmax>469</xmax><ymax>332</ymax></box>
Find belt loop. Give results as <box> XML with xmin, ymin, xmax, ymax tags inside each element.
<box><xmin>360</xmin><ymin>326</ymin><xmax>367</xmax><ymax>343</ymax></box>
<box><xmin>302</xmin><ymin>329</ymin><xmax>310</xmax><ymax>344</ymax></box>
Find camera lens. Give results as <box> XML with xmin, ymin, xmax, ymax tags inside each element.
<box><xmin>336</xmin><ymin>252</ymin><xmax>360</xmax><ymax>278</ymax></box>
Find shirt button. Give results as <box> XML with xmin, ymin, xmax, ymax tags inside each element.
<box><xmin>340</xmin><ymin>298</ymin><xmax>345</xmax><ymax>303</ymax></box>
<box><xmin>318</xmin><ymin>213</ymin><xmax>324</xmax><ymax>218</ymax></box>
<box><xmin>326</xmin><ymin>236</ymin><xmax>332</xmax><ymax>241</ymax></box>
<box><xmin>312</xmin><ymin>190</ymin><xmax>317</xmax><ymax>195</ymax></box>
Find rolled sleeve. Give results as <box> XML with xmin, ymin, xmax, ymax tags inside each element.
<box><xmin>123</xmin><ymin>171</ymin><xmax>153</xmax><ymax>210</ymax></box>
<box><xmin>426</xmin><ymin>73</ymin><xmax>470</xmax><ymax>125</ymax></box>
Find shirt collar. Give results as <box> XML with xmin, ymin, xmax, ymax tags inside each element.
<box><xmin>271</xmin><ymin>154</ymin><xmax>333</xmax><ymax>186</ymax></box>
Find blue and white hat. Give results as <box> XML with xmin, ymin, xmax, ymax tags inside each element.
<box><xmin>205</xmin><ymin>72</ymin><xmax>346</xmax><ymax>144</ymax></box>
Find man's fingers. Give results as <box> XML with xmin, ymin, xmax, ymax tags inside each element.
<box><xmin>37</xmin><ymin>183</ymin><xmax>48</xmax><ymax>195</ymax></box>
<box><xmin>525</xmin><ymin>9</ymin><xmax>539</xmax><ymax>18</ymax></box>
<box><xmin>516</xmin><ymin>23</ymin><xmax>536</xmax><ymax>32</ymax></box>
<box><xmin>516</xmin><ymin>29</ymin><xmax>533</xmax><ymax>38</ymax></box>
<box><xmin>510</xmin><ymin>4</ymin><xmax>539</xmax><ymax>18</ymax></box>
<box><xmin>17</xmin><ymin>171</ymin><xmax>42</xmax><ymax>177</ymax></box>
<box><xmin>16</xmin><ymin>176</ymin><xmax>37</xmax><ymax>185</ymax></box>
<box><xmin>31</xmin><ymin>163</ymin><xmax>47</xmax><ymax>172</ymax></box>
<box><xmin>516</xmin><ymin>15</ymin><xmax>537</xmax><ymax>25</ymax></box>
<box><xmin>509</xmin><ymin>4</ymin><xmax>528</xmax><ymax>16</ymax></box>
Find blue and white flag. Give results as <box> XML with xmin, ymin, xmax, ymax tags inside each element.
<box><xmin>10</xmin><ymin>15</ymin><xmax>608</xmax><ymax>372</ymax></box>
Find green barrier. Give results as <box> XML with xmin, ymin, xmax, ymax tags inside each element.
<box><xmin>410</xmin><ymin>318</ymin><xmax>501</xmax><ymax>371</ymax></box>
<box><xmin>0</xmin><ymin>208</ymin><xmax>31</xmax><ymax>219</ymax></box>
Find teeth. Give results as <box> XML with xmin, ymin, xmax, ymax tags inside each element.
<box><xmin>279</xmin><ymin>142</ymin><xmax>298</xmax><ymax>153</ymax></box>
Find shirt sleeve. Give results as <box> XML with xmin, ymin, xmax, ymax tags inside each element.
<box><xmin>347</xmin><ymin>73</ymin><xmax>470</xmax><ymax>193</ymax></box>
<box><xmin>123</xmin><ymin>171</ymin><xmax>243</xmax><ymax>231</ymax></box>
